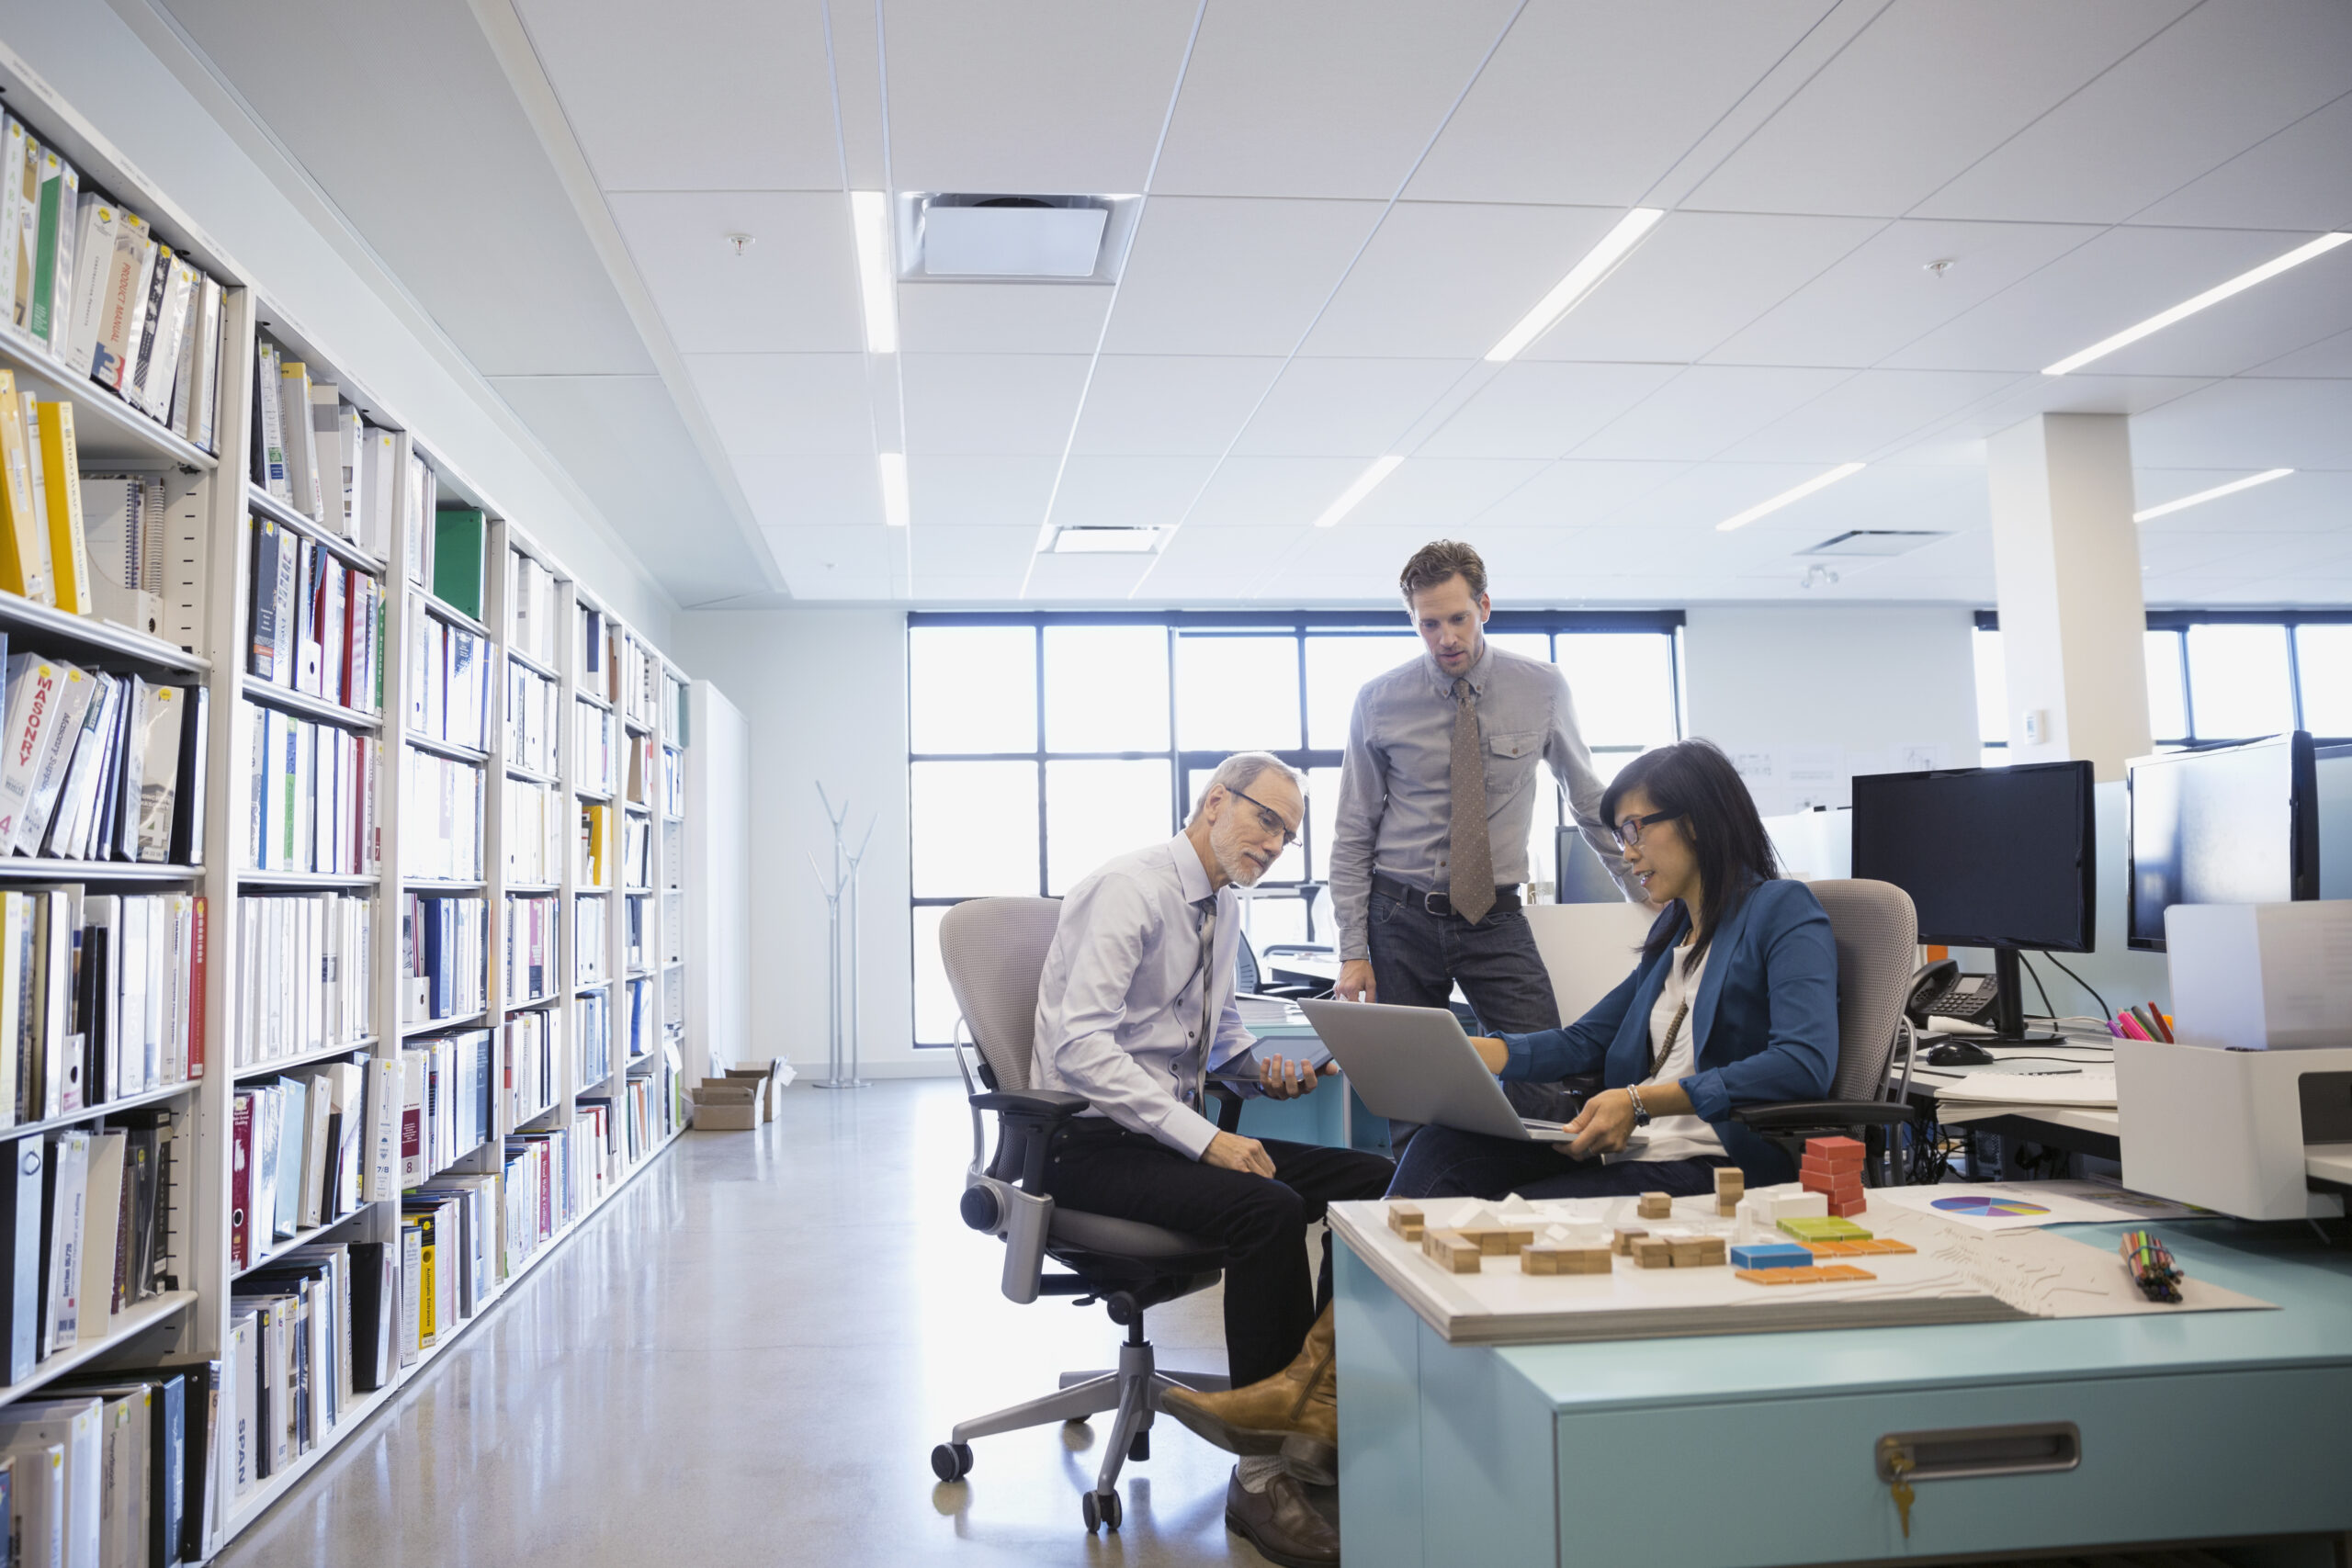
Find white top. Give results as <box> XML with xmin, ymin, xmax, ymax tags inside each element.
<box><xmin>1606</xmin><ymin>940</ymin><xmax>1726</xmax><ymax>1166</ymax></box>
<box><xmin>1032</xmin><ymin>836</ymin><xmax>1257</xmax><ymax>1158</ymax></box>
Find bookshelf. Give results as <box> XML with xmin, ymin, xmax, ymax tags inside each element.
<box><xmin>0</xmin><ymin>62</ymin><xmax>695</xmax><ymax>1563</ymax></box>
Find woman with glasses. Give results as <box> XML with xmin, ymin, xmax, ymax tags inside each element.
<box><xmin>1385</xmin><ymin>738</ymin><xmax>1840</xmax><ymax>1201</ymax></box>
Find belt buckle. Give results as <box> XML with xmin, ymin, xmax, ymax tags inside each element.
<box><xmin>1422</xmin><ymin>890</ymin><xmax>1449</xmax><ymax>916</ymax></box>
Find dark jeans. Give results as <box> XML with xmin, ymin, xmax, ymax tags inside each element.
<box><xmin>1366</xmin><ymin>888</ymin><xmax>1582</xmax><ymax>1124</ymax></box>
<box><xmin>1040</xmin><ymin>1122</ymin><xmax>1395</xmax><ymax>1386</ymax></box>
<box><xmin>1386</xmin><ymin>1124</ymin><xmax>1730</xmax><ymax>1201</ymax></box>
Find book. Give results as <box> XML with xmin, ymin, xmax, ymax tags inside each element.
<box><xmin>90</xmin><ymin>209</ymin><xmax>150</xmax><ymax>395</ymax></box>
<box><xmin>40</xmin><ymin>1128</ymin><xmax>90</xmax><ymax>1354</ymax></box>
<box><xmin>170</xmin><ymin>684</ymin><xmax>209</xmax><ymax>866</ymax></box>
<box><xmin>126</xmin><ymin>238</ymin><xmax>172</xmax><ymax>419</ymax></box>
<box><xmin>74</xmin><ymin>1132</ymin><xmax>123</xmax><ymax>1346</ymax></box>
<box><xmin>129</xmin><ymin>683</ymin><xmax>185</xmax><ymax>863</ymax></box>
<box><xmin>16</xmin><ymin>664</ymin><xmax>94</xmax><ymax>854</ymax></box>
<box><xmin>310</xmin><ymin>384</ymin><xmax>346</xmax><ymax>536</ymax></box>
<box><xmin>9</xmin><ymin>130</ymin><xmax>37</xmax><ymax>335</ymax></box>
<box><xmin>0</xmin><ymin>119</ymin><xmax>22</xmax><ymax>328</ymax></box>
<box><xmin>191</xmin><ymin>276</ymin><xmax>224</xmax><ymax>451</ymax></box>
<box><xmin>431</xmin><ymin>508</ymin><xmax>486</xmax><ymax>621</ymax></box>
<box><xmin>0</xmin><ymin>370</ymin><xmax>56</xmax><ymax>604</ymax></box>
<box><xmin>28</xmin><ymin>144</ymin><xmax>79</xmax><ymax>356</ymax></box>
<box><xmin>33</xmin><ymin>401</ymin><xmax>91</xmax><ymax>616</ymax></box>
<box><xmin>278</xmin><ymin>359</ymin><xmax>321</xmax><ymax>523</ymax></box>
<box><xmin>0</xmin><ymin>1134</ymin><xmax>41</xmax><ymax>1382</ymax></box>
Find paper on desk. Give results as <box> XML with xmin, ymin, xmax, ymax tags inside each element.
<box><xmin>1924</xmin><ymin>1066</ymin><xmax>2117</xmax><ymax>1107</ymax></box>
<box><xmin>2031</xmin><ymin>1179</ymin><xmax>2222</xmax><ymax>1222</ymax></box>
<box><xmin>1870</xmin><ymin>1184</ymin><xmax>2124</xmax><ymax>1231</ymax></box>
<box><xmin>1235</xmin><ymin>997</ymin><xmax>1306</xmax><ymax>1026</ymax></box>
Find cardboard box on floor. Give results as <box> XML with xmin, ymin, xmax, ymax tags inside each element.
<box><xmin>692</xmin><ymin>1079</ymin><xmax>760</xmax><ymax>1132</ymax></box>
<box><xmin>720</xmin><ymin>1065</ymin><xmax>778</xmax><ymax>1121</ymax></box>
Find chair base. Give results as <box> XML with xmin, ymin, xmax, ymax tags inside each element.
<box><xmin>943</xmin><ymin>1322</ymin><xmax>1226</xmax><ymax>1532</ymax></box>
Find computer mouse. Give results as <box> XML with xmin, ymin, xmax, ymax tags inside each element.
<box><xmin>1924</xmin><ymin>1041</ymin><xmax>1996</xmax><ymax>1067</ymax></box>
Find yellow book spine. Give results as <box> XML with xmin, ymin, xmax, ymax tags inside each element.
<box><xmin>35</xmin><ymin>401</ymin><xmax>88</xmax><ymax>615</ymax></box>
<box><xmin>0</xmin><ymin>371</ymin><xmax>52</xmax><ymax>604</ymax></box>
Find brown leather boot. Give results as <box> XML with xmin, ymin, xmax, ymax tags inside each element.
<box><xmin>1159</xmin><ymin>1303</ymin><xmax>1338</xmax><ymax>1483</ymax></box>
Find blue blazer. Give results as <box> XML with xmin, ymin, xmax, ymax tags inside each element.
<box><xmin>1499</xmin><ymin>879</ymin><xmax>1840</xmax><ymax>1185</ymax></box>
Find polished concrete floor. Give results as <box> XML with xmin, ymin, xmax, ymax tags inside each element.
<box><xmin>219</xmin><ymin>1078</ymin><xmax>1288</xmax><ymax>1568</ymax></box>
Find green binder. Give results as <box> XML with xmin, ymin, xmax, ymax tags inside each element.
<box><xmin>431</xmin><ymin>508</ymin><xmax>487</xmax><ymax>621</ymax></box>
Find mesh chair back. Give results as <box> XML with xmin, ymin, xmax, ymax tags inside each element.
<box><xmin>1235</xmin><ymin>933</ymin><xmax>1261</xmax><ymax>997</ymax></box>
<box><xmin>1804</xmin><ymin>879</ymin><xmax>1918</xmax><ymax>1102</ymax></box>
<box><xmin>939</xmin><ymin>897</ymin><xmax>1063</xmax><ymax>1093</ymax></box>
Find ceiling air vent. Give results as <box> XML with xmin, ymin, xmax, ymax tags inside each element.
<box><xmin>899</xmin><ymin>193</ymin><xmax>1142</xmax><ymax>284</ymax></box>
<box><xmin>1050</xmin><ymin>525</ymin><xmax>1160</xmax><ymax>555</ymax></box>
<box><xmin>1800</xmin><ymin>530</ymin><xmax>1948</xmax><ymax>558</ymax></box>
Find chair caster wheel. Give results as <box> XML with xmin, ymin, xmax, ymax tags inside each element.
<box><xmin>930</xmin><ymin>1442</ymin><xmax>973</xmax><ymax>1482</ymax></box>
<box><xmin>1128</xmin><ymin>1430</ymin><xmax>1149</xmax><ymax>1461</ymax></box>
<box><xmin>1081</xmin><ymin>1488</ymin><xmax>1121</xmax><ymax>1532</ymax></box>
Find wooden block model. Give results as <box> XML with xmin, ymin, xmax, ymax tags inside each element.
<box><xmin>1735</xmin><ymin>1263</ymin><xmax>1878</xmax><ymax>1286</ymax></box>
<box><xmin>1386</xmin><ymin>1201</ymin><xmax>1426</xmax><ymax>1241</ymax></box>
<box><xmin>1778</xmin><ymin>1216</ymin><xmax>1872</xmax><ymax>1244</ymax></box>
<box><xmin>1768</xmin><ymin>1190</ymin><xmax>1828</xmax><ymax>1223</ymax></box>
<box><xmin>1638</xmin><ymin>1191</ymin><xmax>1673</xmax><ymax>1220</ymax></box>
<box><xmin>1713</xmin><ymin>1168</ymin><xmax>1744</xmax><ymax>1201</ymax></box>
<box><xmin>1422</xmin><ymin>1230</ymin><xmax>1482</xmax><ymax>1273</ymax></box>
<box><xmin>1612</xmin><ymin>1225</ymin><xmax>1647</xmax><ymax>1256</ymax></box>
<box><xmin>1729</xmin><ymin>1241</ymin><xmax>1813</xmax><ymax>1270</ymax></box>
<box><xmin>1457</xmin><ymin>1226</ymin><xmax>1536</xmax><ymax>1257</ymax></box>
<box><xmin>1667</xmin><ymin>1236</ymin><xmax>1728</xmax><ymax>1268</ymax></box>
<box><xmin>1522</xmin><ymin>1245</ymin><xmax>1614</xmax><ymax>1276</ymax></box>
<box><xmin>1800</xmin><ymin>1134</ymin><xmax>1868</xmax><ymax>1218</ymax></box>
<box><xmin>1633</xmin><ymin>1237</ymin><xmax>1675</xmax><ymax>1269</ymax></box>
<box><xmin>1804</xmin><ymin>1237</ymin><xmax>1917</xmax><ymax>1258</ymax></box>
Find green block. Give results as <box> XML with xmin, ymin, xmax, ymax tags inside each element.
<box><xmin>432</xmin><ymin>507</ymin><xmax>488</xmax><ymax>621</ymax></box>
<box><xmin>1777</xmin><ymin>1217</ymin><xmax>1871</xmax><ymax>1242</ymax></box>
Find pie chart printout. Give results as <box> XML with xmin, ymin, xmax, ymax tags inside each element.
<box><xmin>1932</xmin><ymin>1195</ymin><xmax>2053</xmax><ymax>1219</ymax></box>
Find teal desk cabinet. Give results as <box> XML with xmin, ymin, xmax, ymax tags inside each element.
<box><xmin>1336</xmin><ymin>1222</ymin><xmax>2352</xmax><ymax>1566</ymax></box>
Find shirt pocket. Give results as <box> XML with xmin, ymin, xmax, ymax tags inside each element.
<box><xmin>1484</xmin><ymin>730</ymin><xmax>1539</xmax><ymax>797</ymax></box>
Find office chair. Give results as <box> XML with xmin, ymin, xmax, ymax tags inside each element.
<box><xmin>933</xmin><ymin>897</ymin><xmax>1230</xmax><ymax>1535</ymax></box>
<box><xmin>1731</xmin><ymin>878</ymin><xmax>1921</xmax><ymax>1180</ymax></box>
<box><xmin>1234</xmin><ymin>931</ymin><xmax>1322</xmax><ymax>1002</ymax></box>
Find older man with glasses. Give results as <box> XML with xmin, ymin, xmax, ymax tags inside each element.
<box><xmin>1032</xmin><ymin>750</ymin><xmax>1394</xmax><ymax>1568</ymax></box>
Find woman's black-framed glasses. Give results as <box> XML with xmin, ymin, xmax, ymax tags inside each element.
<box><xmin>1227</xmin><ymin>786</ymin><xmax>1300</xmax><ymax>850</ymax></box>
<box><xmin>1611</xmin><ymin>809</ymin><xmax>1679</xmax><ymax>850</ymax></box>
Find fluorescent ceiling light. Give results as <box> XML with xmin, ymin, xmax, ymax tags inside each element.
<box><xmin>2132</xmin><ymin>467</ymin><xmax>2291</xmax><ymax>523</ymax></box>
<box><xmin>1050</xmin><ymin>525</ymin><xmax>1159</xmax><ymax>554</ymax></box>
<box><xmin>1313</xmin><ymin>456</ymin><xmax>1405</xmax><ymax>529</ymax></box>
<box><xmin>850</xmin><ymin>190</ymin><xmax>899</xmax><ymax>354</ymax></box>
<box><xmin>878</xmin><ymin>452</ymin><xmax>909</xmax><ymax>528</ymax></box>
<box><xmin>2042</xmin><ymin>232</ymin><xmax>2350</xmax><ymax>376</ymax></box>
<box><xmin>1485</xmin><ymin>208</ymin><xmax>1665</xmax><ymax>363</ymax></box>
<box><xmin>1715</xmin><ymin>463</ymin><xmax>1865</xmax><ymax>532</ymax></box>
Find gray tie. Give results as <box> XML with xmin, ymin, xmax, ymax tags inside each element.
<box><xmin>1449</xmin><ymin>677</ymin><xmax>1496</xmax><ymax>925</ymax></box>
<box><xmin>1188</xmin><ymin>897</ymin><xmax>1217</xmax><ymax>1106</ymax></box>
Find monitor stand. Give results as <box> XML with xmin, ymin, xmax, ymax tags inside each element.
<box><xmin>1987</xmin><ymin>947</ymin><xmax>2066</xmax><ymax>1045</ymax></box>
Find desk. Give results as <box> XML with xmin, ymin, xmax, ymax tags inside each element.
<box><xmin>1336</xmin><ymin>1214</ymin><xmax>2352</xmax><ymax>1566</ymax></box>
<box><xmin>1911</xmin><ymin>1089</ymin><xmax>2352</xmax><ymax>1193</ymax></box>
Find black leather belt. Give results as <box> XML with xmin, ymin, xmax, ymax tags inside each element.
<box><xmin>1373</xmin><ymin>874</ymin><xmax>1521</xmax><ymax>920</ymax></box>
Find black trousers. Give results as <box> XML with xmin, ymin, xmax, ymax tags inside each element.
<box><xmin>1041</xmin><ymin>1122</ymin><xmax>1394</xmax><ymax>1386</ymax></box>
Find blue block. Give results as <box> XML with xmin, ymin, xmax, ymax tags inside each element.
<box><xmin>1730</xmin><ymin>1243</ymin><xmax>1814</xmax><ymax>1270</ymax></box>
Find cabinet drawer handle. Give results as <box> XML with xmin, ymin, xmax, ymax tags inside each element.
<box><xmin>1873</xmin><ymin>1422</ymin><xmax>2081</xmax><ymax>1482</ymax></box>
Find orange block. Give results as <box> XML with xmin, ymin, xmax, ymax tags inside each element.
<box><xmin>1805</xmin><ymin>1135</ymin><xmax>1866</xmax><ymax>1165</ymax></box>
<box><xmin>1736</xmin><ymin>1263</ymin><xmax>1879</xmax><ymax>1286</ymax></box>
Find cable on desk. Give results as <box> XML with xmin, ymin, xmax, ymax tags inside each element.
<box><xmin>2039</xmin><ymin>952</ymin><xmax>2111</xmax><ymax>1023</ymax></box>
<box><xmin>2018</xmin><ymin>953</ymin><xmax>2058</xmax><ymax>1024</ymax></box>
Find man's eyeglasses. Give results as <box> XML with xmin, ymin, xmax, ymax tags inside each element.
<box><xmin>1227</xmin><ymin>786</ymin><xmax>1300</xmax><ymax>850</ymax></box>
<box><xmin>1611</xmin><ymin>810</ymin><xmax>1679</xmax><ymax>851</ymax></box>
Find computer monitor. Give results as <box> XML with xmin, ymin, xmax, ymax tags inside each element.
<box><xmin>2125</xmin><ymin>731</ymin><xmax>2318</xmax><ymax>953</ymax></box>
<box><xmin>1850</xmin><ymin>760</ymin><xmax>2096</xmax><ymax>1043</ymax></box>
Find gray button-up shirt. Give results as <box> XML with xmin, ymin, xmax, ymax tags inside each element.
<box><xmin>1329</xmin><ymin>642</ymin><xmax>1636</xmax><ymax>961</ymax></box>
<box><xmin>1033</xmin><ymin>835</ymin><xmax>1257</xmax><ymax>1157</ymax></box>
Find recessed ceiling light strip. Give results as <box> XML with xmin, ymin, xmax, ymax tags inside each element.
<box><xmin>1313</xmin><ymin>456</ymin><xmax>1406</xmax><ymax>529</ymax></box>
<box><xmin>878</xmin><ymin>452</ymin><xmax>910</xmax><ymax>528</ymax></box>
<box><xmin>850</xmin><ymin>189</ymin><xmax>899</xmax><ymax>355</ymax></box>
<box><xmin>2043</xmin><ymin>232</ymin><xmax>2349</xmax><ymax>377</ymax></box>
<box><xmin>1484</xmin><ymin>208</ymin><xmax>1665</xmax><ymax>363</ymax></box>
<box><xmin>1715</xmin><ymin>462</ymin><xmax>1864</xmax><ymax>532</ymax></box>
<box><xmin>2132</xmin><ymin>467</ymin><xmax>2291</xmax><ymax>523</ymax></box>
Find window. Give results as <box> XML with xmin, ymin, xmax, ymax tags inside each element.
<box><xmin>1973</xmin><ymin>612</ymin><xmax>2352</xmax><ymax>761</ymax></box>
<box><xmin>908</xmin><ymin>612</ymin><xmax>1684</xmax><ymax>1044</ymax></box>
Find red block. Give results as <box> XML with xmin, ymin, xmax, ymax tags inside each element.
<box><xmin>1802</xmin><ymin>1156</ymin><xmax>1865</xmax><ymax>1185</ymax></box>
<box><xmin>1829</xmin><ymin>1194</ymin><xmax>1870</xmax><ymax>1218</ymax></box>
<box><xmin>1802</xmin><ymin>1171</ymin><xmax>1864</xmax><ymax>1201</ymax></box>
<box><xmin>1804</xmin><ymin>1135</ymin><xmax>1865</xmax><ymax>1169</ymax></box>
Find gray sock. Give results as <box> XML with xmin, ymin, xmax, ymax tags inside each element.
<box><xmin>1237</xmin><ymin>1454</ymin><xmax>1286</xmax><ymax>1494</ymax></box>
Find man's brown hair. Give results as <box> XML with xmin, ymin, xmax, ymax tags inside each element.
<box><xmin>1398</xmin><ymin>539</ymin><xmax>1487</xmax><ymax>604</ymax></box>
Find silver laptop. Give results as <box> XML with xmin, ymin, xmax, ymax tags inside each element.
<box><xmin>1299</xmin><ymin>998</ymin><xmax>1577</xmax><ymax>1143</ymax></box>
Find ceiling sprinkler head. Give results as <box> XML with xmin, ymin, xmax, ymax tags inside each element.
<box><xmin>1801</xmin><ymin>564</ymin><xmax>1839</xmax><ymax>590</ymax></box>
<box><xmin>1924</xmin><ymin>258</ymin><xmax>1954</xmax><ymax>279</ymax></box>
<box><xmin>727</xmin><ymin>233</ymin><xmax>756</xmax><ymax>257</ymax></box>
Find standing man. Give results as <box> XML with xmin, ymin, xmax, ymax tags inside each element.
<box><xmin>1035</xmin><ymin>751</ymin><xmax>1392</xmax><ymax>1568</ymax></box>
<box><xmin>1329</xmin><ymin>539</ymin><xmax>1641</xmax><ymax>1123</ymax></box>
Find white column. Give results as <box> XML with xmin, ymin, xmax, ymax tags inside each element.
<box><xmin>1986</xmin><ymin>413</ymin><xmax>2152</xmax><ymax>781</ymax></box>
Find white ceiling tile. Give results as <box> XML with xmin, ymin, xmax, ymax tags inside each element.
<box><xmin>1720</xmin><ymin>369</ymin><xmax>2019</xmax><ymax>463</ymax></box>
<box><xmin>745</xmin><ymin>457</ymin><xmax>886</xmax><ymax>530</ymax></box>
<box><xmin>899</xmin><ymin>354</ymin><xmax>1094</xmax><ymax>454</ymax></box>
<box><xmin>2128</xmin><ymin>378</ymin><xmax>2352</xmax><ymax>471</ymax></box>
<box><xmin>686</xmin><ymin>354</ymin><xmax>876</xmax><ymax>457</ymax></box>
<box><xmin>1151</xmin><ymin>0</ymin><xmax>1518</xmax><ymax>199</ymax></box>
<box><xmin>1024</xmin><ymin>553</ymin><xmax>1159</xmax><ymax>599</ymax></box>
<box><xmin>880</xmin><ymin>1</ymin><xmax>1199</xmax><ymax>192</ymax></box>
<box><xmin>898</xmin><ymin>284</ymin><xmax>1114</xmax><ymax>355</ymax></box>
<box><xmin>1105</xmin><ymin>197</ymin><xmax>1387</xmax><ymax>355</ymax></box>
<box><xmin>1419</xmin><ymin>363</ymin><xmax>1683</xmax><ymax>460</ymax></box>
<box><xmin>1472</xmin><ymin>460</ymin><xmax>1692</xmax><ymax>528</ymax></box>
<box><xmin>1340</xmin><ymin>458</ymin><xmax>1549</xmax><ymax>532</ymax></box>
<box><xmin>2132</xmin><ymin>92</ymin><xmax>2352</xmax><ymax>231</ymax></box>
<box><xmin>1153</xmin><ymin>522</ymin><xmax>1313</xmax><ymax>577</ymax></box>
<box><xmin>905</xmin><ymin>456</ymin><xmax>1062</xmax><ymax>530</ymax></box>
<box><xmin>1918</xmin><ymin>0</ymin><xmax>2352</xmax><ymax>223</ymax></box>
<box><xmin>514</xmin><ymin>0</ymin><xmax>842</xmax><ymax>191</ymax></box>
<box><xmin>2134</xmin><ymin>469</ymin><xmax>2352</xmax><ymax>534</ymax></box>
<box><xmin>1235</xmin><ymin>358</ymin><xmax>1471</xmax><ymax>457</ymax></box>
<box><xmin>1069</xmin><ymin>355</ymin><xmax>1286</xmax><ymax>455</ymax></box>
<box><xmin>1404</xmin><ymin>2</ymin><xmax>1835</xmax><ymax>206</ymax></box>
<box><xmin>1606</xmin><ymin>459</ymin><xmax>1987</xmax><ymax>539</ymax></box>
<box><xmin>1049</xmin><ymin>456</ymin><xmax>1222</xmax><ymax>530</ymax></box>
<box><xmin>607</xmin><ymin>191</ymin><xmax>863</xmax><ymax>354</ymax></box>
<box><xmin>1708</xmin><ymin>220</ymin><xmax>2104</xmax><ymax>367</ymax></box>
<box><xmin>1882</xmin><ymin>224</ymin><xmax>2318</xmax><ymax>375</ymax></box>
<box><xmin>1936</xmin><ymin>373</ymin><xmax>2211</xmax><ymax>441</ymax></box>
<box><xmin>1300</xmin><ymin>203</ymin><xmax>1626</xmax><ymax>358</ymax></box>
<box><xmin>908</xmin><ymin>525</ymin><xmax>1041</xmax><ymax>575</ymax></box>
<box><xmin>1687</xmin><ymin>0</ymin><xmax>2193</xmax><ymax>216</ymax></box>
<box><xmin>2078</xmin><ymin>243</ymin><xmax>2352</xmax><ymax>379</ymax></box>
<box><xmin>1526</xmin><ymin>212</ymin><xmax>1883</xmax><ymax>364</ymax></box>
<box><xmin>2244</xmin><ymin>326</ymin><xmax>2352</xmax><ymax>378</ymax></box>
<box><xmin>1183</xmin><ymin>457</ymin><xmax>1381</xmax><ymax>529</ymax></box>
<box><xmin>762</xmin><ymin>524</ymin><xmax>899</xmax><ymax>598</ymax></box>
<box><xmin>910</xmin><ymin>575</ymin><xmax>1032</xmax><ymax>604</ymax></box>
<box><xmin>1567</xmin><ymin>366</ymin><xmax>1851</xmax><ymax>461</ymax></box>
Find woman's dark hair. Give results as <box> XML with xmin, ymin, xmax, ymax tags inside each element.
<box><xmin>1600</xmin><ymin>739</ymin><xmax>1781</xmax><ymax>974</ymax></box>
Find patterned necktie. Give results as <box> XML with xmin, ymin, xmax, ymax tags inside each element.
<box><xmin>1448</xmin><ymin>677</ymin><xmax>1496</xmax><ymax>924</ymax></box>
<box><xmin>1189</xmin><ymin>897</ymin><xmax>1217</xmax><ymax>1107</ymax></box>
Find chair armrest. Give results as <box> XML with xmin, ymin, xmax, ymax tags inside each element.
<box><xmin>1731</xmin><ymin>1100</ymin><xmax>1918</xmax><ymax>1131</ymax></box>
<box><xmin>1204</xmin><ymin>1081</ymin><xmax>1245</xmax><ymax>1135</ymax></box>
<box><xmin>971</xmin><ymin>1089</ymin><xmax>1090</xmax><ymax>1118</ymax></box>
